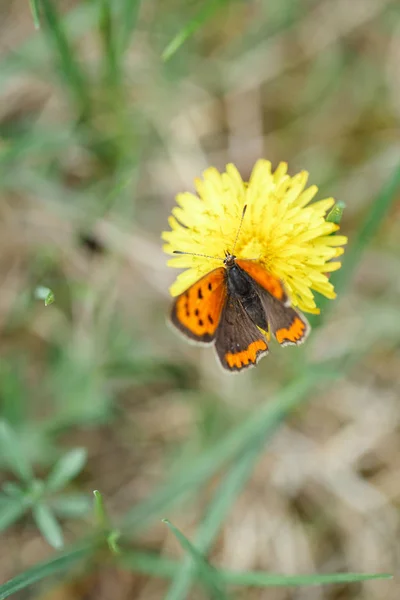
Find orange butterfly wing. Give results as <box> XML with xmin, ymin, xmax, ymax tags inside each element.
<box><xmin>235</xmin><ymin>260</ymin><xmax>288</xmax><ymax>304</ymax></box>
<box><xmin>170</xmin><ymin>268</ymin><xmax>227</xmax><ymax>343</ymax></box>
<box><xmin>273</xmin><ymin>311</ymin><xmax>309</xmax><ymax>346</ymax></box>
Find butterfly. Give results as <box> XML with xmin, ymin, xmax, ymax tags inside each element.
<box><xmin>169</xmin><ymin>206</ymin><xmax>310</xmax><ymax>372</ymax></box>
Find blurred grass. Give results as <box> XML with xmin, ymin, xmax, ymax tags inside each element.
<box><xmin>163</xmin><ymin>519</ymin><xmax>228</xmax><ymax>599</ymax></box>
<box><xmin>0</xmin><ymin>544</ymin><xmax>391</xmax><ymax>600</ymax></box>
<box><xmin>29</xmin><ymin>0</ymin><xmax>41</xmax><ymax>30</ymax></box>
<box><xmin>162</xmin><ymin>0</ymin><xmax>230</xmax><ymax>61</ymax></box>
<box><xmin>163</xmin><ymin>438</ymin><xmax>266</xmax><ymax>600</ymax></box>
<box><xmin>40</xmin><ymin>0</ymin><xmax>92</xmax><ymax>121</ymax></box>
<box><xmin>120</xmin><ymin>367</ymin><xmax>340</xmax><ymax>534</ymax></box>
<box><xmin>0</xmin><ymin>0</ymin><xmax>400</xmax><ymax>599</ymax></box>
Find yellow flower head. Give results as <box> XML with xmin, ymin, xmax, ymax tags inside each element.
<box><xmin>162</xmin><ymin>160</ymin><xmax>347</xmax><ymax>314</ymax></box>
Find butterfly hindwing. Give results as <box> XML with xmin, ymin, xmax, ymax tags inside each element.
<box><xmin>236</xmin><ymin>260</ymin><xmax>309</xmax><ymax>346</ymax></box>
<box><xmin>215</xmin><ymin>297</ymin><xmax>268</xmax><ymax>371</ymax></box>
<box><xmin>170</xmin><ymin>268</ymin><xmax>226</xmax><ymax>343</ymax></box>
<box><xmin>255</xmin><ymin>285</ymin><xmax>310</xmax><ymax>346</ymax></box>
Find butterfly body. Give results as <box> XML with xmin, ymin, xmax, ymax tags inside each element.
<box><xmin>170</xmin><ymin>253</ymin><xmax>310</xmax><ymax>372</ymax></box>
<box><xmin>224</xmin><ymin>255</ymin><xmax>269</xmax><ymax>332</ymax></box>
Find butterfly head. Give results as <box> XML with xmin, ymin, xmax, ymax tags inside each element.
<box><xmin>223</xmin><ymin>252</ymin><xmax>236</xmax><ymax>269</ymax></box>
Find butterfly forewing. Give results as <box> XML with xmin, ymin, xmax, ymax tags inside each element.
<box><xmin>215</xmin><ymin>298</ymin><xmax>268</xmax><ymax>371</ymax></box>
<box><xmin>170</xmin><ymin>268</ymin><xmax>226</xmax><ymax>343</ymax></box>
<box><xmin>236</xmin><ymin>259</ymin><xmax>289</xmax><ymax>305</ymax></box>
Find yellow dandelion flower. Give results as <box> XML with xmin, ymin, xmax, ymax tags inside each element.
<box><xmin>162</xmin><ymin>160</ymin><xmax>347</xmax><ymax>315</ymax></box>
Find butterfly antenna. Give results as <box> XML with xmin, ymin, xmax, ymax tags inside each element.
<box><xmin>231</xmin><ymin>204</ymin><xmax>247</xmax><ymax>255</ymax></box>
<box><xmin>173</xmin><ymin>250</ymin><xmax>224</xmax><ymax>261</ymax></box>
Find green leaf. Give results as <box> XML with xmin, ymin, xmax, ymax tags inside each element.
<box><xmin>0</xmin><ymin>420</ymin><xmax>34</xmax><ymax>483</ymax></box>
<box><xmin>50</xmin><ymin>494</ymin><xmax>92</xmax><ymax>518</ymax></box>
<box><xmin>0</xmin><ymin>543</ymin><xmax>93</xmax><ymax>600</ymax></box>
<box><xmin>163</xmin><ymin>520</ymin><xmax>227</xmax><ymax>599</ymax></box>
<box><xmin>0</xmin><ymin>494</ymin><xmax>10</xmax><ymax>507</ymax></box>
<box><xmin>2</xmin><ymin>482</ymin><xmax>23</xmax><ymax>497</ymax></box>
<box><xmin>0</xmin><ymin>497</ymin><xmax>28</xmax><ymax>531</ymax></box>
<box><xmin>32</xmin><ymin>503</ymin><xmax>64</xmax><ymax>549</ymax></box>
<box><xmin>34</xmin><ymin>286</ymin><xmax>55</xmax><ymax>306</ymax></box>
<box><xmin>162</xmin><ymin>0</ymin><xmax>229</xmax><ymax>61</ymax></box>
<box><xmin>326</xmin><ymin>201</ymin><xmax>346</xmax><ymax>225</ymax></box>
<box><xmin>0</xmin><ymin>360</ymin><xmax>28</xmax><ymax>427</ymax></box>
<box><xmin>46</xmin><ymin>448</ymin><xmax>87</xmax><ymax>492</ymax></box>
<box><xmin>29</xmin><ymin>0</ymin><xmax>41</xmax><ymax>29</ymax></box>
<box><xmin>45</xmin><ymin>291</ymin><xmax>55</xmax><ymax>307</ymax></box>
<box><xmin>165</xmin><ymin>436</ymin><xmax>266</xmax><ymax>600</ymax></box>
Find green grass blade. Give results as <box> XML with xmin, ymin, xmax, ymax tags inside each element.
<box><xmin>119</xmin><ymin>551</ymin><xmax>179</xmax><ymax>578</ymax></box>
<box><xmin>123</xmin><ymin>366</ymin><xmax>338</xmax><ymax>532</ymax></box>
<box><xmin>29</xmin><ymin>0</ymin><xmax>41</xmax><ymax>29</ymax></box>
<box><xmin>163</xmin><ymin>520</ymin><xmax>227</xmax><ymax>600</ymax></box>
<box><xmin>32</xmin><ymin>503</ymin><xmax>64</xmax><ymax>549</ymax></box>
<box><xmin>39</xmin><ymin>0</ymin><xmax>91</xmax><ymax>120</ymax></box>
<box><xmin>118</xmin><ymin>0</ymin><xmax>142</xmax><ymax>56</ymax></box>
<box><xmin>0</xmin><ymin>420</ymin><xmax>34</xmax><ymax>483</ymax></box>
<box><xmin>165</xmin><ymin>436</ymin><xmax>266</xmax><ymax>600</ymax></box>
<box><xmin>46</xmin><ymin>448</ymin><xmax>87</xmax><ymax>492</ymax></box>
<box><xmin>0</xmin><ymin>360</ymin><xmax>28</xmax><ymax>427</ymax></box>
<box><xmin>220</xmin><ymin>570</ymin><xmax>393</xmax><ymax>587</ymax></box>
<box><xmin>315</xmin><ymin>163</ymin><xmax>400</xmax><ymax>321</ymax></box>
<box><xmin>0</xmin><ymin>3</ymin><xmax>99</xmax><ymax>87</ymax></box>
<box><xmin>0</xmin><ymin>543</ymin><xmax>93</xmax><ymax>600</ymax></box>
<box><xmin>120</xmin><ymin>551</ymin><xmax>392</xmax><ymax>587</ymax></box>
<box><xmin>335</xmin><ymin>163</ymin><xmax>400</xmax><ymax>294</ymax></box>
<box><xmin>93</xmin><ymin>489</ymin><xmax>109</xmax><ymax>529</ymax></box>
<box><xmin>162</xmin><ymin>0</ymin><xmax>229</xmax><ymax>61</ymax></box>
<box><xmin>107</xmin><ymin>530</ymin><xmax>121</xmax><ymax>555</ymax></box>
<box><xmin>99</xmin><ymin>0</ymin><xmax>119</xmax><ymax>85</ymax></box>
